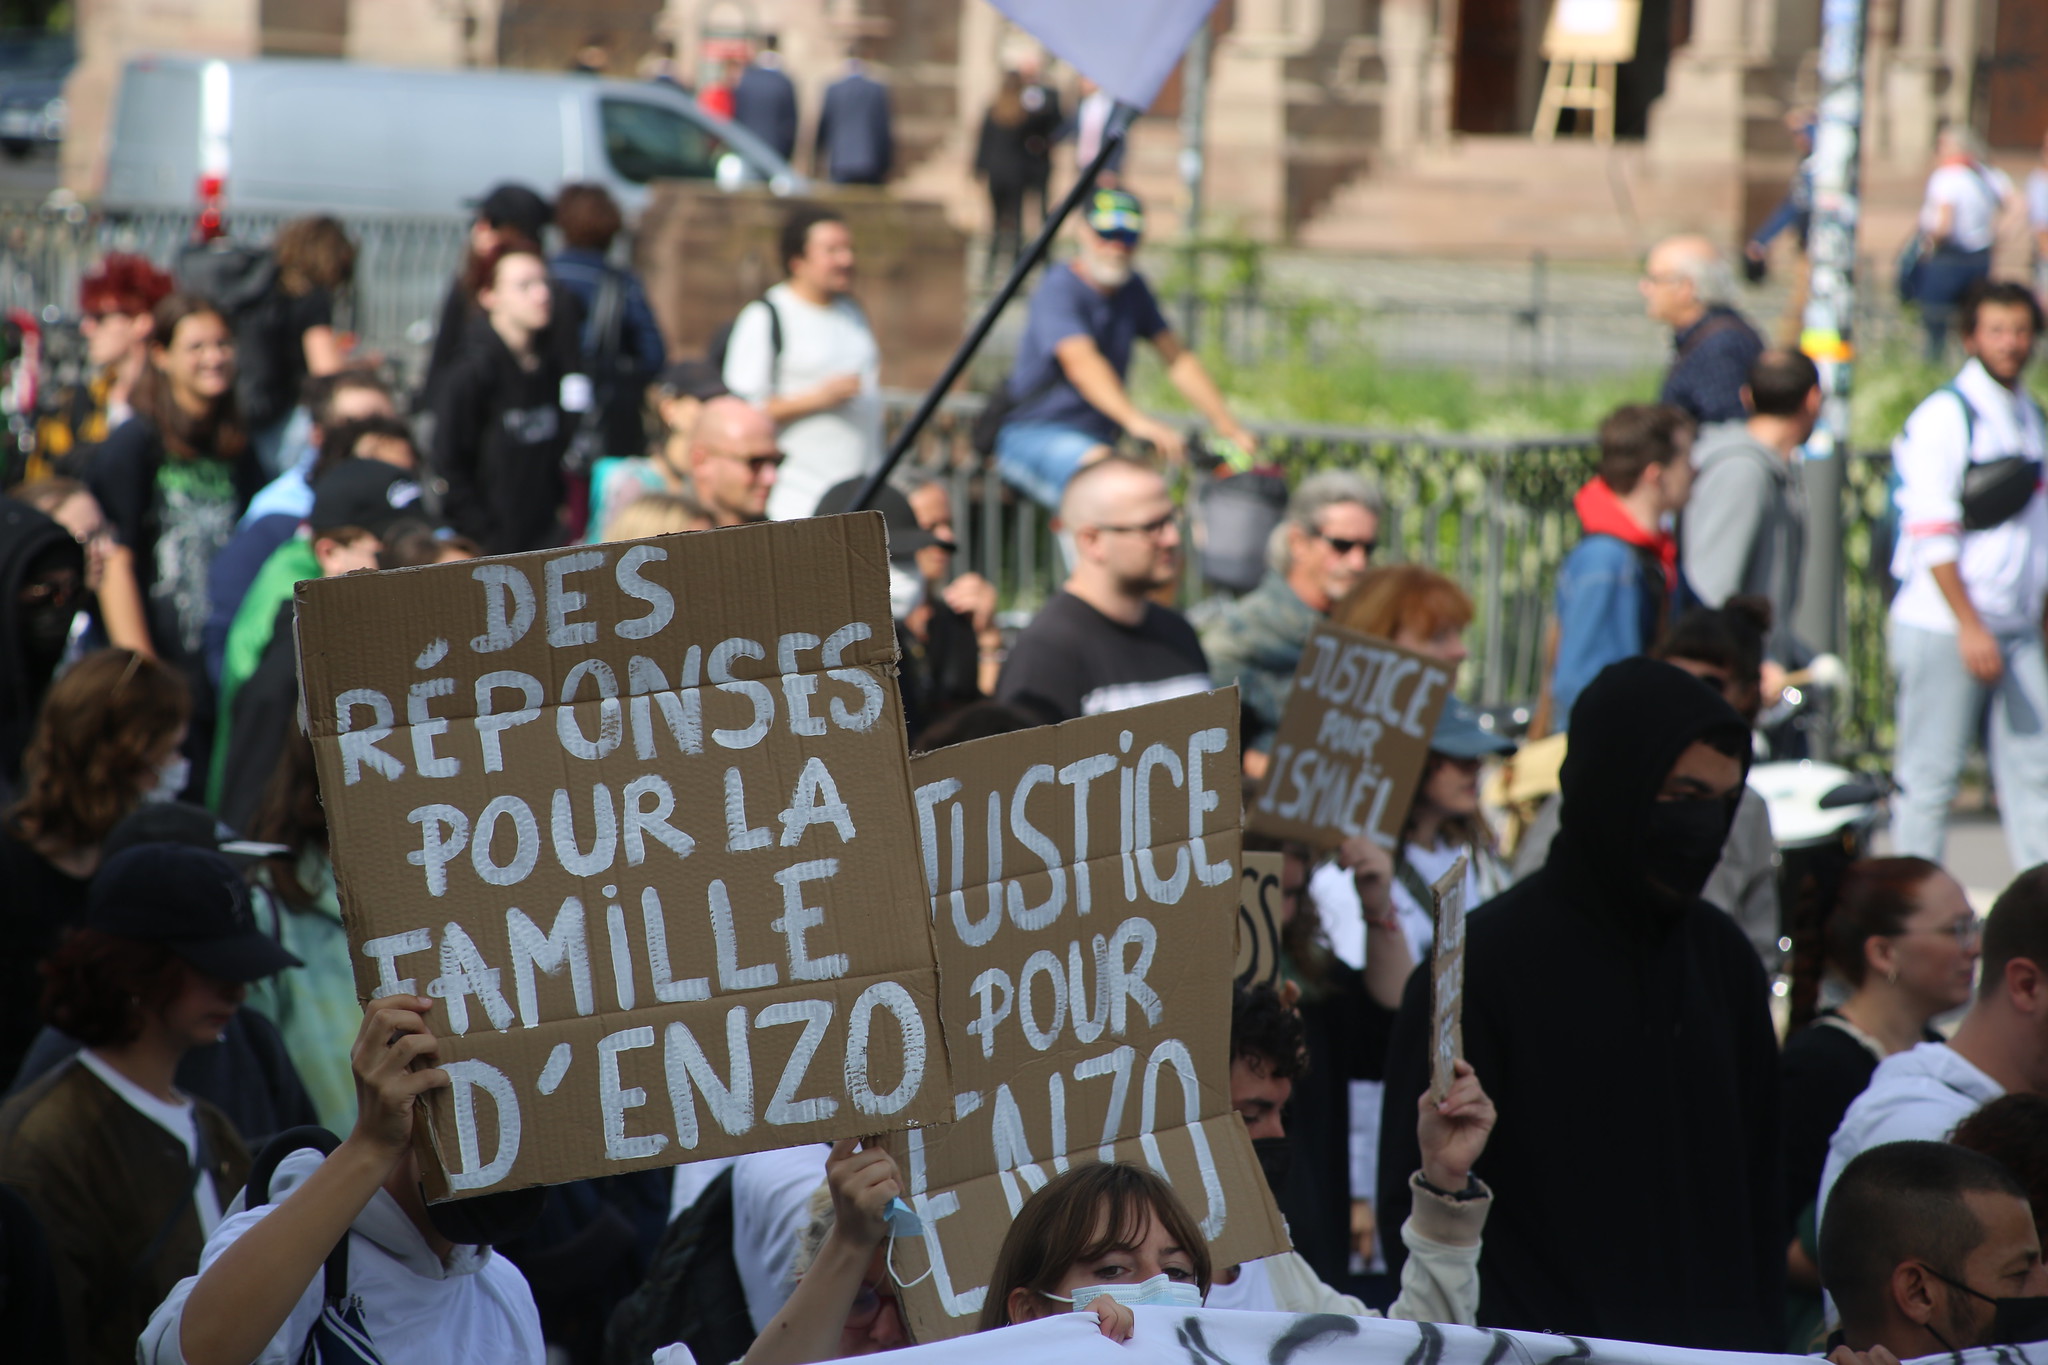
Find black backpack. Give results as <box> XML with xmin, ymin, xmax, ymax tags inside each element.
<box><xmin>704</xmin><ymin>296</ymin><xmax>784</xmax><ymax>391</ymax></box>
<box><xmin>602</xmin><ymin>1168</ymin><xmax>754</xmax><ymax>1365</ymax></box>
<box><xmin>175</xmin><ymin>240</ymin><xmax>298</xmax><ymax>430</ymax></box>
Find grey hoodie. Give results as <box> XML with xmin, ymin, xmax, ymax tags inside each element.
<box><xmin>1681</xmin><ymin>420</ymin><xmax>1809</xmax><ymax>665</ymax></box>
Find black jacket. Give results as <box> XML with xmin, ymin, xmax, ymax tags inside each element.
<box><xmin>433</xmin><ymin>327</ymin><xmax>570</xmax><ymax>554</ymax></box>
<box><xmin>732</xmin><ymin>62</ymin><xmax>799</xmax><ymax>161</ymax></box>
<box><xmin>0</xmin><ymin>497</ymin><xmax>82</xmax><ymax>800</ymax></box>
<box><xmin>976</xmin><ymin>112</ymin><xmax>1036</xmax><ymax>193</ymax></box>
<box><xmin>1378</xmin><ymin>656</ymin><xmax>1782</xmax><ymax>1350</ymax></box>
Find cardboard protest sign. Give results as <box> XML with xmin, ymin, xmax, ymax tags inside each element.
<box><xmin>1245</xmin><ymin>623</ymin><xmax>1454</xmax><ymax>852</ymax></box>
<box><xmin>883</xmin><ymin>690</ymin><xmax>1289</xmax><ymax>1340</ymax></box>
<box><xmin>1233</xmin><ymin>852</ymin><xmax>1284</xmax><ymax>991</ymax></box>
<box><xmin>296</xmin><ymin>516</ymin><xmax>950</xmax><ymax>1198</ymax></box>
<box><xmin>1429</xmin><ymin>854</ymin><xmax>1469</xmax><ymax>1103</ymax></box>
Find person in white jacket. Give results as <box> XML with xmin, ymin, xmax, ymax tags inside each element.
<box><xmin>138</xmin><ymin>996</ymin><xmax>545</xmax><ymax>1365</ymax></box>
<box><xmin>1818</xmin><ymin>866</ymin><xmax>2048</xmax><ymax>1226</ymax></box>
<box><xmin>1888</xmin><ymin>280</ymin><xmax>2048</xmax><ymax>870</ymax></box>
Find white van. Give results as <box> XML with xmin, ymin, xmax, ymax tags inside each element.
<box><xmin>102</xmin><ymin>55</ymin><xmax>802</xmax><ymax>217</ymax></box>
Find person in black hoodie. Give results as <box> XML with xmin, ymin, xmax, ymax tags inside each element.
<box><xmin>0</xmin><ymin>496</ymin><xmax>86</xmax><ymax>804</ymax></box>
<box><xmin>433</xmin><ymin>239</ymin><xmax>571</xmax><ymax>554</ymax></box>
<box><xmin>1377</xmin><ymin>654</ymin><xmax>1782</xmax><ymax>1350</ymax></box>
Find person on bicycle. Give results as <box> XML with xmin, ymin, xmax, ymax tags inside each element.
<box><xmin>992</xmin><ymin>189</ymin><xmax>1255</xmax><ymax>509</ymax></box>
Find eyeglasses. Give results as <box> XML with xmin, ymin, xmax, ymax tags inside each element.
<box><xmin>1316</xmin><ymin>531</ymin><xmax>1376</xmax><ymax>558</ymax></box>
<box><xmin>1901</xmin><ymin>915</ymin><xmax>1983</xmax><ymax>948</ymax></box>
<box><xmin>1092</xmin><ymin>510</ymin><xmax>1179</xmax><ymax>538</ymax></box>
<box><xmin>715</xmin><ymin>451</ymin><xmax>785</xmax><ymax>476</ymax></box>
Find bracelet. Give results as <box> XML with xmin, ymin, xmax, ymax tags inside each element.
<box><xmin>1415</xmin><ymin>1172</ymin><xmax>1483</xmax><ymax>1202</ymax></box>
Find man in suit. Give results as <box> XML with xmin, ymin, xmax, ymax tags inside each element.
<box><xmin>1016</xmin><ymin>50</ymin><xmax>1062</xmax><ymax>227</ymax></box>
<box><xmin>732</xmin><ymin>35</ymin><xmax>798</xmax><ymax>162</ymax></box>
<box><xmin>815</xmin><ymin>56</ymin><xmax>894</xmax><ymax>186</ymax></box>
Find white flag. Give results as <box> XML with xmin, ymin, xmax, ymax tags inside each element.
<box><xmin>990</xmin><ymin>0</ymin><xmax>1217</xmax><ymax>111</ymax></box>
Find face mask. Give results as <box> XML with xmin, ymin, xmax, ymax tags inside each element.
<box><xmin>143</xmin><ymin>753</ymin><xmax>192</xmax><ymax>804</ymax></box>
<box><xmin>1925</xmin><ymin>1264</ymin><xmax>2048</xmax><ymax>1346</ymax></box>
<box><xmin>1252</xmin><ymin>1136</ymin><xmax>1292</xmax><ymax>1198</ymax></box>
<box><xmin>1043</xmin><ymin>1273</ymin><xmax>1203</xmax><ymax>1312</ymax></box>
<box><xmin>422</xmin><ymin>1184</ymin><xmax>546</xmax><ymax>1246</ymax></box>
<box><xmin>887</xmin><ymin>561</ymin><xmax>925</xmax><ymax>621</ymax></box>
<box><xmin>1640</xmin><ymin>797</ymin><xmax>1729</xmax><ymax>904</ymax></box>
<box><xmin>882</xmin><ymin>1195</ymin><xmax>932</xmax><ymax>1290</ymax></box>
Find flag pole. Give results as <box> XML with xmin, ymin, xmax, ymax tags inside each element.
<box><xmin>849</xmin><ymin>102</ymin><xmax>1137</xmax><ymax>512</ymax></box>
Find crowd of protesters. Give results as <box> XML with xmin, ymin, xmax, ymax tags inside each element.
<box><xmin>2</xmin><ymin>154</ymin><xmax>2048</xmax><ymax>1365</ymax></box>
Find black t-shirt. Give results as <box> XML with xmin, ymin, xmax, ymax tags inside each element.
<box><xmin>431</xmin><ymin>328</ymin><xmax>570</xmax><ymax>555</ymax></box>
<box><xmin>995</xmin><ymin>590</ymin><xmax>1211</xmax><ymax>725</ymax></box>
<box><xmin>1780</xmin><ymin>1011</ymin><xmax>1941</xmax><ymax>1226</ymax></box>
<box><xmin>86</xmin><ymin>420</ymin><xmax>254</xmax><ymax>674</ymax></box>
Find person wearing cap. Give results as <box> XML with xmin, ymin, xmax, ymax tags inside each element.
<box><xmin>139</xmin><ymin>994</ymin><xmax>546</xmax><ymax>1365</ymax></box>
<box><xmin>0</xmin><ymin>844</ymin><xmax>300</xmax><ymax>1365</ymax></box>
<box><xmin>7</xmin><ymin>802</ymin><xmax>319</xmax><ymax>1148</ymax></box>
<box><xmin>586</xmin><ymin>358</ymin><xmax>728</xmax><ymax>543</ymax></box>
<box><xmin>817</xmin><ymin>475</ymin><xmax>985</xmax><ymax>737</ymax></box>
<box><xmin>419</xmin><ymin>182</ymin><xmax>586</xmax><ymax>413</ymax></box>
<box><xmin>721</xmin><ymin>205</ymin><xmax>884</xmax><ymax>521</ymax></box>
<box><xmin>208</xmin><ymin>449</ymin><xmax>423</xmax><ymax>815</ymax></box>
<box><xmin>992</xmin><ymin>188</ymin><xmax>1257</xmax><ymax>509</ymax></box>
<box><xmin>903</xmin><ymin>471</ymin><xmax>1002</xmax><ymax>695</ymax></box>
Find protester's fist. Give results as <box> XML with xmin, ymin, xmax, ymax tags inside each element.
<box><xmin>826</xmin><ymin>1138</ymin><xmax>903</xmax><ymax>1248</ymax></box>
<box><xmin>1958</xmin><ymin>622</ymin><xmax>2005</xmax><ymax>684</ymax></box>
<box><xmin>1417</xmin><ymin>1059</ymin><xmax>1496</xmax><ymax>1195</ymax></box>
<box><xmin>1337</xmin><ymin>836</ymin><xmax>1398</xmax><ymax>928</ymax></box>
<box><xmin>1129</xmin><ymin>416</ymin><xmax>1187</xmax><ymax>465</ymax></box>
<box><xmin>942</xmin><ymin>573</ymin><xmax>999</xmax><ymax>633</ymax></box>
<box><xmin>813</xmin><ymin>373</ymin><xmax>864</xmax><ymax>408</ymax></box>
<box><xmin>349</xmin><ymin>995</ymin><xmax>447</xmax><ymax>1164</ymax></box>
<box><xmin>1349</xmin><ymin>1198</ymin><xmax>1377</xmax><ymax>1259</ymax></box>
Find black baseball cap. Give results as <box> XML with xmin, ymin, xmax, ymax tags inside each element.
<box><xmin>656</xmin><ymin>359</ymin><xmax>728</xmax><ymax>401</ymax></box>
<box><xmin>87</xmin><ymin>845</ymin><xmax>302</xmax><ymax>983</ymax></box>
<box><xmin>816</xmin><ymin>477</ymin><xmax>950</xmax><ymax>561</ymax></box>
<box><xmin>474</xmin><ymin>183</ymin><xmax>552</xmax><ymax>240</ymax></box>
<box><xmin>310</xmin><ymin>459</ymin><xmax>427</xmax><ymax>539</ymax></box>
<box><xmin>102</xmin><ymin>802</ymin><xmax>289</xmax><ymax>866</ymax></box>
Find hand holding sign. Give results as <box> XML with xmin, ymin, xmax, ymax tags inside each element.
<box><xmin>1416</xmin><ymin>1059</ymin><xmax>1496</xmax><ymax>1196</ymax></box>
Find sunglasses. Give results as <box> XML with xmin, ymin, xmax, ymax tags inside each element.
<box><xmin>1091</xmin><ymin>225</ymin><xmax>1142</xmax><ymax>246</ymax></box>
<box><xmin>1094</xmin><ymin>510</ymin><xmax>1179</xmax><ymax>537</ymax></box>
<box><xmin>1316</xmin><ymin>531</ymin><xmax>1376</xmax><ymax>557</ymax></box>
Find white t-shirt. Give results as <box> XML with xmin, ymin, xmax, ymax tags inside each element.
<box><xmin>2028</xmin><ymin>168</ymin><xmax>2048</xmax><ymax>234</ymax></box>
<box><xmin>1921</xmin><ymin>163</ymin><xmax>2013</xmax><ymax>252</ymax></box>
<box><xmin>721</xmin><ymin>283</ymin><xmax>884</xmax><ymax>522</ymax></box>
<box><xmin>78</xmin><ymin>1048</ymin><xmax>223</xmax><ymax>1235</ymax></box>
<box><xmin>1890</xmin><ymin>358</ymin><xmax>2048</xmax><ymax>635</ymax></box>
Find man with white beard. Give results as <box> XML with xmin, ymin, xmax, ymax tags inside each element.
<box><xmin>990</xmin><ymin>189</ymin><xmax>1256</xmax><ymax>508</ymax></box>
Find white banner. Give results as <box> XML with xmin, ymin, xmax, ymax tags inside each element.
<box><xmin>989</xmin><ymin>0</ymin><xmax>1217</xmax><ymax>111</ymax></box>
<box><xmin>696</xmin><ymin>1305</ymin><xmax>2038</xmax><ymax>1365</ymax></box>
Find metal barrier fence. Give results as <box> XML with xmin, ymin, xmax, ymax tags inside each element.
<box><xmin>0</xmin><ymin>199</ymin><xmax>468</xmax><ymax>387</ymax></box>
<box><xmin>884</xmin><ymin>392</ymin><xmax>1900</xmax><ymax>768</ymax></box>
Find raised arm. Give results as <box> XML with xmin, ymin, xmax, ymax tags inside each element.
<box><xmin>176</xmin><ymin>997</ymin><xmax>448</xmax><ymax>1365</ymax></box>
<box><xmin>742</xmin><ymin>1139</ymin><xmax>899</xmax><ymax>1365</ymax></box>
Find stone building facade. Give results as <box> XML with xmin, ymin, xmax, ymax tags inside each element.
<box><xmin>65</xmin><ymin>0</ymin><xmax>2048</xmax><ymax>254</ymax></box>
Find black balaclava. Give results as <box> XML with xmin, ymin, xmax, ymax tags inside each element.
<box><xmin>0</xmin><ymin>497</ymin><xmax>85</xmax><ymax>788</ymax></box>
<box><xmin>1545</xmin><ymin>656</ymin><xmax>1752</xmax><ymax>929</ymax></box>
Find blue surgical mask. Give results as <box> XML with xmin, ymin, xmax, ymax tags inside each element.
<box><xmin>883</xmin><ymin>1196</ymin><xmax>932</xmax><ymax>1290</ymax></box>
<box><xmin>1044</xmin><ymin>1273</ymin><xmax>1203</xmax><ymax>1312</ymax></box>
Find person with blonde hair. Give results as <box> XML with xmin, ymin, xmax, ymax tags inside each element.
<box><xmin>602</xmin><ymin>490</ymin><xmax>712</xmax><ymax>541</ymax></box>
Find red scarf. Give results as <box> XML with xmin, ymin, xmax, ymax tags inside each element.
<box><xmin>1574</xmin><ymin>477</ymin><xmax>1677</xmax><ymax>591</ymax></box>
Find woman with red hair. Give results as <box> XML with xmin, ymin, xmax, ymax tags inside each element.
<box><xmin>31</xmin><ymin>253</ymin><xmax>175</xmax><ymax>481</ymax></box>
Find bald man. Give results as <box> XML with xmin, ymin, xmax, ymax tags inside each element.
<box><xmin>687</xmin><ymin>396</ymin><xmax>786</xmax><ymax>526</ymax></box>
<box><xmin>1641</xmin><ymin>234</ymin><xmax>1765</xmax><ymax>427</ymax></box>
<box><xmin>996</xmin><ymin>455</ymin><xmax>1211</xmax><ymax>724</ymax></box>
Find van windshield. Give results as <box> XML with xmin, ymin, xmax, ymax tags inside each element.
<box><xmin>601</xmin><ymin>98</ymin><xmax>724</xmax><ymax>183</ymax></box>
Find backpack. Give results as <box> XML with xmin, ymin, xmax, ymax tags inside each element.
<box><xmin>1938</xmin><ymin>382</ymin><xmax>2044</xmax><ymax>532</ymax></box>
<box><xmin>175</xmin><ymin>241</ymin><xmax>298</xmax><ymax>430</ymax></box>
<box><xmin>704</xmin><ymin>296</ymin><xmax>784</xmax><ymax>391</ymax></box>
<box><xmin>246</xmin><ymin>1126</ymin><xmax>390</xmax><ymax>1365</ymax></box>
<box><xmin>602</xmin><ymin>1168</ymin><xmax>754</xmax><ymax>1365</ymax></box>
